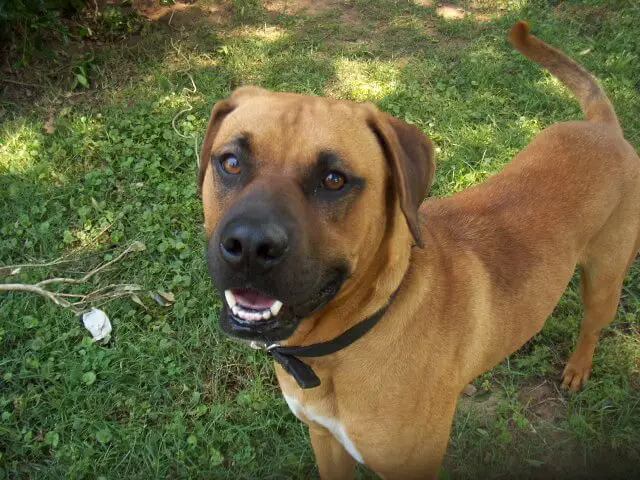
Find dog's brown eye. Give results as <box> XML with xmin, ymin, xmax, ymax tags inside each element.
<box><xmin>221</xmin><ymin>155</ymin><xmax>241</xmax><ymax>175</ymax></box>
<box><xmin>322</xmin><ymin>171</ymin><xmax>346</xmax><ymax>191</ymax></box>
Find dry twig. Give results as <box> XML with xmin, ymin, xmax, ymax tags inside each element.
<box><xmin>0</xmin><ymin>242</ymin><xmax>145</xmax><ymax>314</ymax></box>
<box><xmin>170</xmin><ymin>39</ymin><xmax>200</xmax><ymax>166</ymax></box>
<box><xmin>0</xmin><ymin>78</ymin><xmax>44</xmax><ymax>88</ymax></box>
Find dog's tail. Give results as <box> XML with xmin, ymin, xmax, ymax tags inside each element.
<box><xmin>510</xmin><ymin>21</ymin><xmax>620</xmax><ymax>130</ymax></box>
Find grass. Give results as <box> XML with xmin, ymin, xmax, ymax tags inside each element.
<box><xmin>1</xmin><ymin>0</ymin><xmax>639</xmax><ymax>478</ymax></box>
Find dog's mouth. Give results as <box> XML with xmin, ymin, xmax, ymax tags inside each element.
<box><xmin>220</xmin><ymin>270</ymin><xmax>346</xmax><ymax>342</ymax></box>
<box><xmin>224</xmin><ymin>288</ymin><xmax>284</xmax><ymax>324</ymax></box>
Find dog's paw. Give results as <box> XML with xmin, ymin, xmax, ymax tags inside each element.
<box><xmin>561</xmin><ymin>359</ymin><xmax>592</xmax><ymax>392</ymax></box>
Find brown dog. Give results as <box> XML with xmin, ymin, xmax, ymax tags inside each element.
<box><xmin>199</xmin><ymin>22</ymin><xmax>640</xmax><ymax>479</ymax></box>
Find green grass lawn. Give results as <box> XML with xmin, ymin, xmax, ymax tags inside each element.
<box><xmin>1</xmin><ymin>0</ymin><xmax>639</xmax><ymax>478</ymax></box>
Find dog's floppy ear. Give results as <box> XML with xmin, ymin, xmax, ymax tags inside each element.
<box><xmin>198</xmin><ymin>100</ymin><xmax>235</xmax><ymax>194</ymax></box>
<box><xmin>367</xmin><ymin>109</ymin><xmax>436</xmax><ymax>248</ymax></box>
<box><xmin>197</xmin><ymin>87</ymin><xmax>270</xmax><ymax>195</ymax></box>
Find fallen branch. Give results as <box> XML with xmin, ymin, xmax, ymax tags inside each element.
<box><xmin>0</xmin><ymin>283</ymin><xmax>73</xmax><ymax>308</ymax></box>
<box><xmin>0</xmin><ymin>78</ymin><xmax>44</xmax><ymax>88</ymax></box>
<box><xmin>171</xmin><ymin>73</ymin><xmax>200</xmax><ymax>167</ymax></box>
<box><xmin>36</xmin><ymin>241</ymin><xmax>143</xmax><ymax>287</ymax></box>
<box><xmin>0</xmin><ymin>254</ymin><xmax>76</xmax><ymax>275</ymax></box>
<box><xmin>0</xmin><ymin>242</ymin><xmax>145</xmax><ymax>315</ymax></box>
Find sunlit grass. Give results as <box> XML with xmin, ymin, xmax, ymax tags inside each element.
<box><xmin>0</xmin><ymin>122</ymin><xmax>44</xmax><ymax>174</ymax></box>
<box><xmin>326</xmin><ymin>58</ymin><xmax>400</xmax><ymax>101</ymax></box>
<box><xmin>234</xmin><ymin>24</ymin><xmax>289</xmax><ymax>42</ymax></box>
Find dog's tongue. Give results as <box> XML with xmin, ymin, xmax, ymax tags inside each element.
<box><xmin>232</xmin><ymin>288</ymin><xmax>276</xmax><ymax>310</ymax></box>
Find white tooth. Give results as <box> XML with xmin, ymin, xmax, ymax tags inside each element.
<box><xmin>232</xmin><ymin>306</ymin><xmax>240</xmax><ymax>315</ymax></box>
<box><xmin>224</xmin><ymin>290</ymin><xmax>236</xmax><ymax>307</ymax></box>
<box><xmin>270</xmin><ymin>300</ymin><xmax>283</xmax><ymax>316</ymax></box>
<box><xmin>238</xmin><ymin>309</ymin><xmax>250</xmax><ymax>320</ymax></box>
<box><xmin>262</xmin><ymin>311</ymin><xmax>271</xmax><ymax>320</ymax></box>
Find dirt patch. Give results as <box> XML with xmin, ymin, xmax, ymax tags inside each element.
<box><xmin>265</xmin><ymin>0</ymin><xmax>362</xmax><ymax>25</ymax></box>
<box><xmin>436</xmin><ymin>3</ymin><xmax>465</xmax><ymax>20</ymax></box>
<box><xmin>134</xmin><ymin>0</ymin><xmax>232</xmax><ymax>28</ymax></box>
<box><xmin>338</xmin><ymin>6</ymin><xmax>362</xmax><ymax>26</ymax></box>
<box><xmin>452</xmin><ymin>380</ymin><xmax>617</xmax><ymax>479</ymax></box>
<box><xmin>516</xmin><ymin>380</ymin><xmax>589</xmax><ymax>478</ymax></box>
<box><xmin>518</xmin><ymin>380</ymin><xmax>565</xmax><ymax>424</ymax></box>
<box><xmin>435</xmin><ymin>1</ymin><xmax>509</xmax><ymax>22</ymax></box>
<box><xmin>457</xmin><ymin>388</ymin><xmax>504</xmax><ymax>422</ymax></box>
<box><xmin>265</xmin><ymin>0</ymin><xmax>339</xmax><ymax>16</ymax></box>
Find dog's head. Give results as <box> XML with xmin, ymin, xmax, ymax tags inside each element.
<box><xmin>199</xmin><ymin>87</ymin><xmax>435</xmax><ymax>342</ymax></box>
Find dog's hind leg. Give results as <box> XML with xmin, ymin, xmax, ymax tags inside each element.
<box><xmin>563</xmin><ymin>224</ymin><xmax>640</xmax><ymax>391</ymax></box>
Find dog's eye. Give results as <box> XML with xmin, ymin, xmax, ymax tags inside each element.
<box><xmin>322</xmin><ymin>171</ymin><xmax>346</xmax><ymax>191</ymax></box>
<box><xmin>220</xmin><ymin>154</ymin><xmax>241</xmax><ymax>175</ymax></box>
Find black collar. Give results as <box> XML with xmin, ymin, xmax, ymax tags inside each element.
<box><xmin>251</xmin><ymin>291</ymin><xmax>398</xmax><ymax>389</ymax></box>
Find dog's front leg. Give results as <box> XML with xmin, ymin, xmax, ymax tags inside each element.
<box><xmin>309</xmin><ymin>426</ymin><xmax>356</xmax><ymax>480</ymax></box>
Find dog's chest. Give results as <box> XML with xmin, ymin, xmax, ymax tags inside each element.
<box><xmin>282</xmin><ymin>393</ymin><xmax>364</xmax><ymax>463</ymax></box>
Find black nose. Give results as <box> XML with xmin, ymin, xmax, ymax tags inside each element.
<box><xmin>219</xmin><ymin>221</ymin><xmax>289</xmax><ymax>271</ymax></box>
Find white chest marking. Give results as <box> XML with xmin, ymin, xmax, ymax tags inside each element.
<box><xmin>283</xmin><ymin>394</ymin><xmax>364</xmax><ymax>464</ymax></box>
